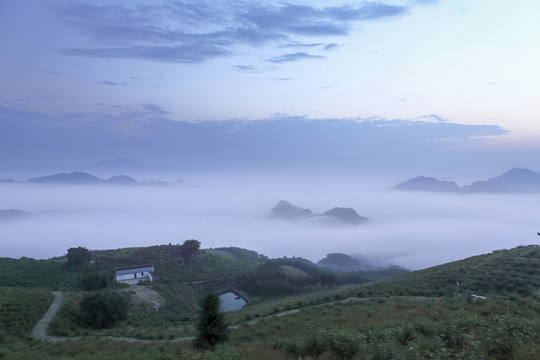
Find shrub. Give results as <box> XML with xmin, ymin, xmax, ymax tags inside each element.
<box><xmin>79</xmin><ymin>291</ymin><xmax>128</xmax><ymax>328</ymax></box>
<box><xmin>79</xmin><ymin>273</ymin><xmax>110</xmax><ymax>291</ymax></box>
<box><xmin>193</xmin><ymin>345</ymin><xmax>247</xmax><ymax>360</ymax></box>
<box><xmin>481</xmin><ymin>314</ymin><xmax>525</xmax><ymax>360</ymax></box>
<box><xmin>328</xmin><ymin>329</ymin><xmax>362</xmax><ymax>360</ymax></box>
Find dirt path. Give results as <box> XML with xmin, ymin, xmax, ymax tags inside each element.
<box><xmin>31</xmin><ymin>291</ymin><xmax>64</xmax><ymax>341</ymax></box>
<box><xmin>32</xmin><ymin>291</ymin><xmax>436</xmax><ymax>343</ymax></box>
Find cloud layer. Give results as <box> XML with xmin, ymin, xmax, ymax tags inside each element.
<box><xmin>53</xmin><ymin>1</ymin><xmax>408</xmax><ymax>63</ymax></box>
<box><xmin>1</xmin><ymin>175</ymin><xmax>539</xmax><ymax>270</ymax></box>
<box><xmin>0</xmin><ymin>106</ymin><xmax>508</xmax><ymax>176</ymax></box>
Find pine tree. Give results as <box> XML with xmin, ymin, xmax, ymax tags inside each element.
<box><xmin>194</xmin><ymin>293</ymin><xmax>229</xmax><ymax>350</ymax></box>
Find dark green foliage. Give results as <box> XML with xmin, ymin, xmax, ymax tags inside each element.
<box><xmin>214</xmin><ymin>247</ymin><xmax>267</xmax><ymax>261</ymax></box>
<box><xmin>79</xmin><ymin>291</ymin><xmax>128</xmax><ymax>328</ymax></box>
<box><xmin>238</xmin><ymin>258</ymin><xmax>407</xmax><ymax>297</ymax></box>
<box><xmin>274</xmin><ymin>326</ymin><xmax>362</xmax><ymax>360</ymax></box>
<box><xmin>193</xmin><ymin>345</ymin><xmax>247</xmax><ymax>360</ymax></box>
<box><xmin>271</xmin><ymin>297</ymin><xmax>538</xmax><ymax>360</ymax></box>
<box><xmin>355</xmin><ymin>245</ymin><xmax>540</xmax><ymax>298</ymax></box>
<box><xmin>79</xmin><ymin>273</ymin><xmax>110</xmax><ymax>291</ymax></box>
<box><xmin>333</xmin><ymin>267</ymin><xmax>409</xmax><ymax>286</ymax></box>
<box><xmin>0</xmin><ymin>257</ymin><xmax>77</xmax><ymax>289</ymax></box>
<box><xmin>239</xmin><ymin>260</ymin><xmax>334</xmax><ymax>296</ymax></box>
<box><xmin>194</xmin><ymin>293</ymin><xmax>229</xmax><ymax>350</ymax></box>
<box><xmin>318</xmin><ymin>253</ymin><xmax>360</xmax><ymax>269</ymax></box>
<box><xmin>481</xmin><ymin>313</ymin><xmax>526</xmax><ymax>360</ymax></box>
<box><xmin>180</xmin><ymin>239</ymin><xmax>201</xmax><ymax>264</ymax></box>
<box><xmin>66</xmin><ymin>246</ymin><xmax>91</xmax><ymax>269</ymax></box>
<box><xmin>0</xmin><ymin>287</ymin><xmax>53</xmax><ymax>339</ymax></box>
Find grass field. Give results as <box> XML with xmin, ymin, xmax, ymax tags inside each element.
<box><xmin>3</xmin><ymin>245</ymin><xmax>540</xmax><ymax>359</ymax></box>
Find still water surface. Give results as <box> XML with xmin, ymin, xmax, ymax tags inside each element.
<box><xmin>220</xmin><ymin>292</ymin><xmax>246</xmax><ymax>312</ymax></box>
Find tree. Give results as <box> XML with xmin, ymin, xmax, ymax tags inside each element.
<box><xmin>79</xmin><ymin>273</ymin><xmax>109</xmax><ymax>291</ymax></box>
<box><xmin>180</xmin><ymin>239</ymin><xmax>201</xmax><ymax>263</ymax></box>
<box><xmin>79</xmin><ymin>291</ymin><xmax>128</xmax><ymax>328</ymax></box>
<box><xmin>194</xmin><ymin>293</ymin><xmax>229</xmax><ymax>350</ymax></box>
<box><xmin>66</xmin><ymin>246</ymin><xmax>91</xmax><ymax>269</ymax></box>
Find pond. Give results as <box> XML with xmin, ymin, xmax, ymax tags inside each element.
<box><xmin>220</xmin><ymin>292</ymin><xmax>246</xmax><ymax>312</ymax></box>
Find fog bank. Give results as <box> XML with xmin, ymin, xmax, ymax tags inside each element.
<box><xmin>1</xmin><ymin>172</ymin><xmax>539</xmax><ymax>270</ymax></box>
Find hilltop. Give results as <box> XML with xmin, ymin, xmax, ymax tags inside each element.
<box><xmin>1</xmin><ymin>171</ymin><xmax>169</xmax><ymax>186</ymax></box>
<box><xmin>270</xmin><ymin>200</ymin><xmax>368</xmax><ymax>225</ymax></box>
<box><xmin>394</xmin><ymin>167</ymin><xmax>540</xmax><ymax>193</ymax></box>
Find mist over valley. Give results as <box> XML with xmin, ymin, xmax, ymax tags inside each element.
<box><xmin>2</xmin><ymin>169</ymin><xmax>539</xmax><ymax>270</ymax></box>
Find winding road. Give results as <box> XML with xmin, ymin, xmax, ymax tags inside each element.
<box><xmin>31</xmin><ymin>291</ymin><xmax>65</xmax><ymax>342</ymax></box>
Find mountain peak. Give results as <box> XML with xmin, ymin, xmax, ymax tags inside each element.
<box><xmin>322</xmin><ymin>207</ymin><xmax>368</xmax><ymax>224</ymax></box>
<box><xmin>271</xmin><ymin>200</ymin><xmax>312</xmax><ymax>218</ymax></box>
<box><xmin>393</xmin><ymin>176</ymin><xmax>461</xmax><ymax>192</ymax></box>
<box><xmin>28</xmin><ymin>171</ymin><xmax>104</xmax><ymax>185</ymax></box>
<box><xmin>486</xmin><ymin>167</ymin><xmax>540</xmax><ymax>192</ymax></box>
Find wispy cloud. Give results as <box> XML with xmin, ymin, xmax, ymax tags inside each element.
<box><xmin>233</xmin><ymin>65</ymin><xmax>261</xmax><ymax>73</ymax></box>
<box><xmin>138</xmin><ymin>103</ymin><xmax>170</xmax><ymax>117</ymax></box>
<box><xmin>323</xmin><ymin>43</ymin><xmax>340</xmax><ymax>51</ymax></box>
<box><xmin>99</xmin><ymin>81</ymin><xmax>127</xmax><ymax>86</ymax></box>
<box><xmin>269</xmin><ymin>77</ymin><xmax>294</xmax><ymax>81</ymax></box>
<box><xmin>412</xmin><ymin>0</ymin><xmax>439</xmax><ymax>5</ymax></box>
<box><xmin>267</xmin><ymin>52</ymin><xmax>326</xmax><ymax>63</ymax></box>
<box><xmin>52</xmin><ymin>1</ymin><xmax>408</xmax><ymax>64</ymax></box>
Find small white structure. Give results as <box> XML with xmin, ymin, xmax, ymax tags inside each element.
<box><xmin>114</xmin><ymin>264</ymin><xmax>155</xmax><ymax>284</ymax></box>
<box><xmin>470</xmin><ymin>294</ymin><xmax>487</xmax><ymax>300</ymax></box>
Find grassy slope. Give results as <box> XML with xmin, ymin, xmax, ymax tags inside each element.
<box><xmin>0</xmin><ymin>287</ymin><xmax>53</xmax><ymax>358</ymax></box>
<box><xmin>0</xmin><ymin>257</ymin><xmax>76</xmax><ymax>289</ymax></box>
<box><xmin>355</xmin><ymin>245</ymin><xmax>540</xmax><ymax>298</ymax></box>
<box><xmin>4</xmin><ymin>245</ymin><xmax>540</xmax><ymax>359</ymax></box>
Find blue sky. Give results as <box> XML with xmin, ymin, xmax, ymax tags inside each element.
<box><xmin>1</xmin><ymin>0</ymin><xmax>540</xmax><ymax>174</ymax></box>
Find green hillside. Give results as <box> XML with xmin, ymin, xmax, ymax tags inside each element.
<box><xmin>358</xmin><ymin>245</ymin><xmax>540</xmax><ymax>298</ymax></box>
<box><xmin>3</xmin><ymin>245</ymin><xmax>540</xmax><ymax>359</ymax></box>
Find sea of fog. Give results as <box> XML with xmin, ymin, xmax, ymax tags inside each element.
<box><xmin>1</xmin><ymin>172</ymin><xmax>539</xmax><ymax>270</ymax></box>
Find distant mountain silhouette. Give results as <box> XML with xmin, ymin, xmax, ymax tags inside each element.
<box><xmin>393</xmin><ymin>176</ymin><xmax>461</xmax><ymax>192</ymax></box>
<box><xmin>28</xmin><ymin>171</ymin><xmax>105</xmax><ymax>185</ymax></box>
<box><xmin>394</xmin><ymin>168</ymin><xmax>540</xmax><ymax>194</ymax></box>
<box><xmin>484</xmin><ymin>167</ymin><xmax>540</xmax><ymax>192</ymax></box>
<box><xmin>0</xmin><ymin>209</ymin><xmax>66</xmax><ymax>222</ymax></box>
<box><xmin>317</xmin><ymin>253</ymin><xmax>361</xmax><ymax>271</ymax></box>
<box><xmin>107</xmin><ymin>175</ymin><xmax>138</xmax><ymax>185</ymax></box>
<box><xmin>461</xmin><ymin>181</ymin><xmax>512</xmax><ymax>194</ymax></box>
<box><xmin>271</xmin><ymin>201</ymin><xmax>367</xmax><ymax>225</ymax></box>
<box><xmin>0</xmin><ymin>209</ymin><xmax>33</xmax><ymax>222</ymax></box>
<box><xmin>271</xmin><ymin>200</ymin><xmax>313</xmax><ymax>219</ymax></box>
<box><xmin>317</xmin><ymin>252</ymin><xmax>404</xmax><ymax>271</ymax></box>
<box><xmin>23</xmin><ymin>171</ymin><xmax>169</xmax><ymax>186</ymax></box>
<box><xmin>322</xmin><ymin>207</ymin><xmax>368</xmax><ymax>224</ymax></box>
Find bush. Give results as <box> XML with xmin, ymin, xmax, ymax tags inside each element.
<box><xmin>482</xmin><ymin>314</ymin><xmax>525</xmax><ymax>360</ymax></box>
<box><xmin>66</xmin><ymin>246</ymin><xmax>91</xmax><ymax>269</ymax></box>
<box><xmin>275</xmin><ymin>326</ymin><xmax>361</xmax><ymax>360</ymax></box>
<box><xmin>79</xmin><ymin>273</ymin><xmax>110</xmax><ymax>291</ymax></box>
<box><xmin>328</xmin><ymin>329</ymin><xmax>362</xmax><ymax>360</ymax></box>
<box><xmin>79</xmin><ymin>291</ymin><xmax>128</xmax><ymax>328</ymax></box>
<box><xmin>194</xmin><ymin>345</ymin><xmax>247</xmax><ymax>360</ymax></box>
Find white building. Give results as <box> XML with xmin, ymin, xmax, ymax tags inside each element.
<box><xmin>114</xmin><ymin>264</ymin><xmax>155</xmax><ymax>284</ymax></box>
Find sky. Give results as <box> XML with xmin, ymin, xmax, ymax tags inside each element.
<box><xmin>1</xmin><ymin>0</ymin><xmax>540</xmax><ymax>146</ymax></box>
<box><xmin>1</xmin><ymin>0</ymin><xmax>540</xmax><ymax>264</ymax></box>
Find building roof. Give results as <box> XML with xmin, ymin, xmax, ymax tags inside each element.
<box><xmin>114</xmin><ymin>264</ymin><xmax>154</xmax><ymax>276</ymax></box>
